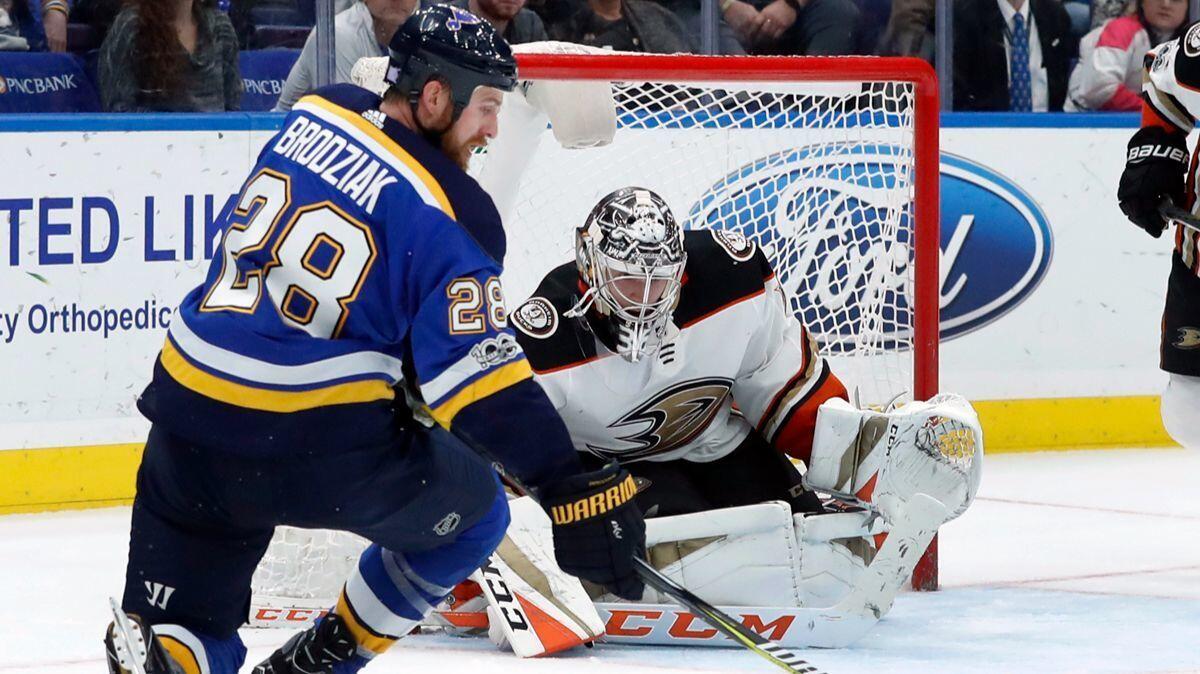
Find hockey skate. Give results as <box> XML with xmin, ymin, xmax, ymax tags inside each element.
<box><xmin>104</xmin><ymin>598</ymin><xmax>184</xmax><ymax>674</ymax></box>
<box><xmin>253</xmin><ymin>613</ymin><xmax>359</xmax><ymax>674</ymax></box>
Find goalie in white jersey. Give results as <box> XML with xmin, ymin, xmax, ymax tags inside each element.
<box><xmin>457</xmin><ymin>187</ymin><xmax>983</xmax><ymax>653</ymax></box>
<box><xmin>510</xmin><ymin>187</ymin><xmax>848</xmax><ymax>518</ymax></box>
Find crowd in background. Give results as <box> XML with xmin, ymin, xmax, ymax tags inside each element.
<box><xmin>0</xmin><ymin>0</ymin><xmax>1189</xmax><ymax>112</ymax></box>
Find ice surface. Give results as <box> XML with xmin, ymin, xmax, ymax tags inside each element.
<box><xmin>3</xmin><ymin>448</ymin><xmax>1198</xmax><ymax>673</ymax></box>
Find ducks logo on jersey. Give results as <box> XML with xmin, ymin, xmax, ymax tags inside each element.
<box><xmin>1173</xmin><ymin>327</ymin><xmax>1200</xmax><ymax>350</ymax></box>
<box><xmin>586</xmin><ymin>378</ymin><xmax>734</xmax><ymax>461</ymax></box>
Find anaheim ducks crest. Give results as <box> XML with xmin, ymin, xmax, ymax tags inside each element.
<box><xmin>1173</xmin><ymin>327</ymin><xmax>1200</xmax><ymax>350</ymax></box>
<box><xmin>586</xmin><ymin>377</ymin><xmax>734</xmax><ymax>460</ymax></box>
<box><xmin>711</xmin><ymin>228</ymin><xmax>756</xmax><ymax>262</ymax></box>
<box><xmin>512</xmin><ymin>297</ymin><xmax>558</xmax><ymax>339</ymax></box>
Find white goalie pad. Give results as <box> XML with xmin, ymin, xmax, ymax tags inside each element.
<box><xmin>589</xmin><ymin>496</ymin><xmax>933</xmax><ymax>649</ymax></box>
<box><xmin>632</xmin><ymin>501</ymin><xmax>880</xmax><ymax>610</ymax></box>
<box><xmin>807</xmin><ymin>393</ymin><xmax>984</xmax><ymax>524</ymax></box>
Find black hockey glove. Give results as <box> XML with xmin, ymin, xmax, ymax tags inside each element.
<box><xmin>1118</xmin><ymin>125</ymin><xmax>1189</xmax><ymax>238</ymax></box>
<box><xmin>540</xmin><ymin>461</ymin><xmax>646</xmax><ymax>600</ymax></box>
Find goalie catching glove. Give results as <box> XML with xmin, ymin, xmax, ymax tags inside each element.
<box><xmin>1118</xmin><ymin>125</ymin><xmax>1189</xmax><ymax>238</ymax></box>
<box><xmin>539</xmin><ymin>461</ymin><xmax>646</xmax><ymax>600</ymax></box>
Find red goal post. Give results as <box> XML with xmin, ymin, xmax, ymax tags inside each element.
<box><xmin>508</xmin><ymin>53</ymin><xmax>941</xmax><ymax>590</ymax></box>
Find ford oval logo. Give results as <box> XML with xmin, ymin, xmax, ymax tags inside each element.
<box><xmin>938</xmin><ymin>153</ymin><xmax>1052</xmax><ymax>337</ymax></box>
<box><xmin>686</xmin><ymin>145</ymin><xmax>1052</xmax><ymax>348</ymax></box>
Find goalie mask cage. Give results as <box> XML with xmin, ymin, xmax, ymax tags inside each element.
<box><xmin>249</xmin><ymin>54</ymin><xmax>941</xmax><ymax>623</ymax></box>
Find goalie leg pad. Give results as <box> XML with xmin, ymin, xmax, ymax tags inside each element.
<box><xmin>794</xmin><ymin>507</ymin><xmax>886</xmax><ymax>608</ymax></box>
<box><xmin>629</xmin><ymin>501</ymin><xmax>880</xmax><ymax>610</ymax></box>
<box><xmin>641</xmin><ymin>501</ymin><xmax>804</xmax><ymax>607</ymax></box>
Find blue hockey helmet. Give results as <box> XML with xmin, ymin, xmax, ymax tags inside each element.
<box><xmin>385</xmin><ymin>4</ymin><xmax>518</xmax><ymax>117</ymax></box>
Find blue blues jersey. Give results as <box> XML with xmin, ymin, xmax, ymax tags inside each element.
<box><xmin>139</xmin><ymin>84</ymin><xmax>580</xmax><ymax>488</ymax></box>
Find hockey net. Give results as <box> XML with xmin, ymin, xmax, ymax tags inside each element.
<box><xmin>249</xmin><ymin>54</ymin><xmax>940</xmax><ymax>626</ymax></box>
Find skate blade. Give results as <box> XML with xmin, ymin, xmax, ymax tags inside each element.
<box><xmin>108</xmin><ymin>597</ymin><xmax>150</xmax><ymax>674</ymax></box>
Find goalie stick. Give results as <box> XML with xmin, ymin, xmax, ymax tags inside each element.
<box><xmin>451</xmin><ymin>426</ymin><xmax>826</xmax><ymax>674</ymax></box>
<box><xmin>1159</xmin><ymin>202</ymin><xmax>1200</xmax><ymax>234</ymax></box>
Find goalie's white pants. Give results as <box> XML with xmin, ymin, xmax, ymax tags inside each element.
<box><xmin>1162</xmin><ymin>373</ymin><xmax>1200</xmax><ymax>450</ymax></box>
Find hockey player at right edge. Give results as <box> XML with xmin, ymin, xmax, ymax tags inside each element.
<box><xmin>1118</xmin><ymin>22</ymin><xmax>1200</xmax><ymax>451</ymax></box>
<box><xmin>454</xmin><ymin>186</ymin><xmax>984</xmax><ymax>651</ymax></box>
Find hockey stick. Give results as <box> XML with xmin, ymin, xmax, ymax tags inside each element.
<box><xmin>631</xmin><ymin>557</ymin><xmax>823</xmax><ymax>673</ymax></box>
<box><xmin>452</xmin><ymin>427</ymin><xmax>827</xmax><ymax>674</ymax></box>
<box><xmin>1158</xmin><ymin>203</ymin><xmax>1200</xmax><ymax>234</ymax></box>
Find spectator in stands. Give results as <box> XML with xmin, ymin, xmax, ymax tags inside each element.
<box><xmin>274</xmin><ymin>0</ymin><xmax>417</xmax><ymax>111</ymax></box>
<box><xmin>544</xmin><ymin>0</ymin><xmax>693</xmax><ymax>52</ymax></box>
<box><xmin>952</xmin><ymin>0</ymin><xmax>1075</xmax><ymax>111</ymax></box>
<box><xmin>875</xmin><ymin>0</ymin><xmax>933</xmax><ymax>60</ymax></box>
<box><xmin>1091</xmin><ymin>0</ymin><xmax>1130</xmax><ymax>28</ymax></box>
<box><xmin>451</xmin><ymin>0</ymin><xmax>548</xmax><ymax>44</ymax></box>
<box><xmin>645</xmin><ymin>0</ymin><xmax>743</xmax><ymax>53</ymax></box>
<box><xmin>733</xmin><ymin>0</ymin><xmax>863</xmax><ymax>55</ymax></box>
<box><xmin>99</xmin><ymin>0</ymin><xmax>241</xmax><ymax>111</ymax></box>
<box><xmin>10</xmin><ymin>0</ymin><xmax>70</xmax><ymax>50</ymax></box>
<box><xmin>0</xmin><ymin>0</ymin><xmax>30</xmax><ymax>50</ymax></box>
<box><xmin>1067</xmin><ymin>0</ymin><xmax>1187</xmax><ymax>111</ymax></box>
<box><xmin>70</xmin><ymin>0</ymin><xmax>120</xmax><ymax>45</ymax></box>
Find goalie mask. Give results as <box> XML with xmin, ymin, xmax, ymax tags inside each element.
<box><xmin>568</xmin><ymin>187</ymin><xmax>686</xmax><ymax>362</ymax></box>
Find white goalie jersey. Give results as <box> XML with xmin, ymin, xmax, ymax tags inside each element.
<box><xmin>510</xmin><ymin>228</ymin><xmax>848</xmax><ymax>465</ymax></box>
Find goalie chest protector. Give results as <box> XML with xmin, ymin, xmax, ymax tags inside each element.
<box><xmin>511</xmin><ymin>229</ymin><xmax>825</xmax><ymax>464</ymax></box>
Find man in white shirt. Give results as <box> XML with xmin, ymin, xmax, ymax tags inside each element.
<box><xmin>952</xmin><ymin>0</ymin><xmax>1075</xmax><ymax>111</ymax></box>
<box><xmin>996</xmin><ymin>0</ymin><xmax>1047</xmax><ymax>111</ymax></box>
<box><xmin>275</xmin><ymin>0</ymin><xmax>418</xmax><ymax>112</ymax></box>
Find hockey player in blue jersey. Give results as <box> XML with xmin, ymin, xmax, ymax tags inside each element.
<box><xmin>103</xmin><ymin>6</ymin><xmax>645</xmax><ymax>674</ymax></box>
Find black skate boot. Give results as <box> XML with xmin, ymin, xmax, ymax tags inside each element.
<box><xmin>252</xmin><ymin>613</ymin><xmax>358</xmax><ymax>674</ymax></box>
<box><xmin>104</xmin><ymin>599</ymin><xmax>185</xmax><ymax>674</ymax></box>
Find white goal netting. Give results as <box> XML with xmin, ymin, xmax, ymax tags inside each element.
<box><xmin>250</xmin><ymin>56</ymin><xmax>937</xmax><ymax>622</ymax></box>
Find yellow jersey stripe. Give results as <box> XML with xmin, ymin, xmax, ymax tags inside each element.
<box><xmin>429</xmin><ymin>359</ymin><xmax>534</xmax><ymax>428</ymax></box>
<box><xmin>298</xmin><ymin>95</ymin><xmax>456</xmax><ymax>219</ymax></box>
<box><xmin>161</xmin><ymin>339</ymin><xmax>394</xmax><ymax>413</ymax></box>
<box><xmin>336</xmin><ymin>592</ymin><xmax>399</xmax><ymax>655</ymax></box>
<box><xmin>158</xmin><ymin>636</ymin><xmax>203</xmax><ymax>674</ymax></box>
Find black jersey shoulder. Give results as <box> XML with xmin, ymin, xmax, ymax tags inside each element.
<box><xmin>310</xmin><ymin>84</ymin><xmax>507</xmax><ymax>264</ymax></box>
<box><xmin>1175</xmin><ymin>23</ymin><xmax>1200</xmax><ymax>91</ymax></box>
<box><xmin>511</xmin><ymin>263</ymin><xmax>599</xmax><ymax>374</ymax></box>
<box><xmin>673</xmin><ymin>229</ymin><xmax>774</xmax><ymax>328</ymax></box>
